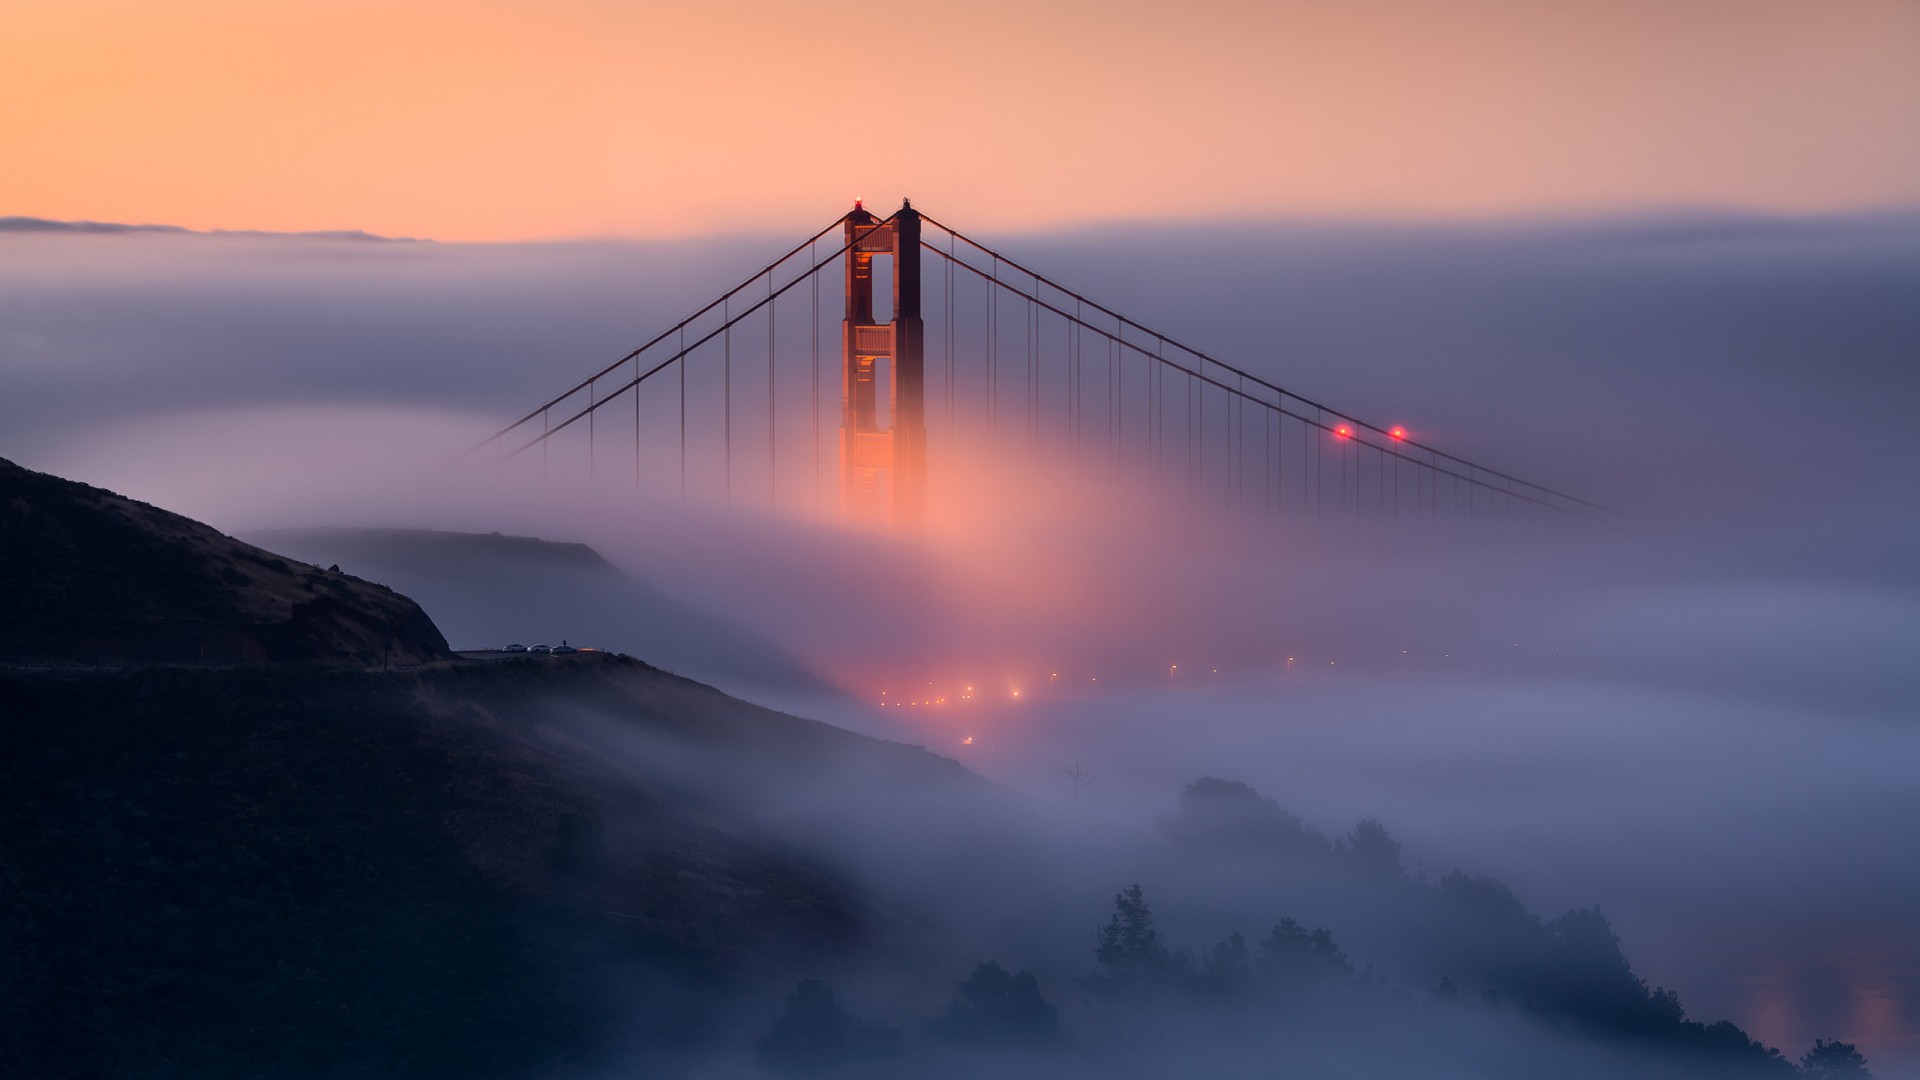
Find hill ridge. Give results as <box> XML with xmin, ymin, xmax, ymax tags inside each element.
<box><xmin>0</xmin><ymin>457</ymin><xmax>449</xmax><ymax>666</ymax></box>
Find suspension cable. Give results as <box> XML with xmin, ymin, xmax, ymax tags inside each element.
<box><xmin>917</xmin><ymin>213</ymin><xmax>1606</xmax><ymax>513</ymax></box>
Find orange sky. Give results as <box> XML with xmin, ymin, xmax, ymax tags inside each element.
<box><xmin>4</xmin><ymin>0</ymin><xmax>1917</xmax><ymax>240</ymax></box>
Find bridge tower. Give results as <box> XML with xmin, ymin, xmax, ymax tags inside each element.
<box><xmin>841</xmin><ymin>200</ymin><xmax>925</xmax><ymax>530</ymax></box>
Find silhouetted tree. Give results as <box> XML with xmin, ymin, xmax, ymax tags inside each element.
<box><xmin>1255</xmin><ymin>917</ymin><xmax>1353</xmax><ymax>990</ymax></box>
<box><xmin>1192</xmin><ymin>932</ymin><xmax>1251</xmax><ymax>999</ymax></box>
<box><xmin>1334</xmin><ymin>818</ymin><xmax>1404</xmax><ymax>883</ymax></box>
<box><xmin>1532</xmin><ymin>906</ymin><xmax>1681</xmax><ymax>1033</ymax></box>
<box><xmin>1083</xmin><ymin>884</ymin><xmax>1183</xmax><ymax>997</ymax></box>
<box><xmin>1800</xmin><ymin>1039</ymin><xmax>1875</xmax><ymax>1080</ymax></box>
<box><xmin>1431</xmin><ymin>877</ymin><xmax>1790</xmax><ymax>1073</ymax></box>
<box><xmin>1435</xmin><ymin>870</ymin><xmax>1536</xmax><ymax>924</ymax></box>
<box><xmin>1692</xmin><ymin>1021</ymin><xmax>1797</xmax><ymax>1076</ymax></box>
<box><xmin>931</xmin><ymin>961</ymin><xmax>1059</xmax><ymax>1043</ymax></box>
<box><xmin>1157</xmin><ymin>778</ymin><xmax>1329</xmax><ymax>857</ymax></box>
<box><xmin>1648</xmin><ymin>985</ymin><xmax>1685</xmax><ymax>1026</ymax></box>
<box><xmin>754</xmin><ymin>979</ymin><xmax>898</xmax><ymax>1076</ymax></box>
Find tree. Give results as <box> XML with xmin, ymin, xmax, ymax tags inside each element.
<box><xmin>1800</xmin><ymin>1039</ymin><xmax>1875</xmax><ymax>1080</ymax></box>
<box><xmin>1334</xmin><ymin>818</ymin><xmax>1404</xmax><ymax>883</ymax></box>
<box><xmin>1085</xmin><ymin>884</ymin><xmax>1182</xmax><ymax>997</ymax></box>
<box><xmin>754</xmin><ymin>980</ymin><xmax>897</xmax><ymax>1076</ymax></box>
<box><xmin>1157</xmin><ymin>778</ymin><xmax>1328</xmax><ymax>857</ymax></box>
<box><xmin>1694</xmin><ymin>1021</ymin><xmax>1796</xmax><ymax>1076</ymax></box>
<box><xmin>1255</xmin><ymin>917</ymin><xmax>1353</xmax><ymax>990</ymax></box>
<box><xmin>1647</xmin><ymin>986</ymin><xmax>1685</xmax><ymax>1026</ymax></box>
<box><xmin>931</xmin><ymin>961</ymin><xmax>1059</xmax><ymax>1043</ymax></box>
<box><xmin>1540</xmin><ymin>906</ymin><xmax>1681</xmax><ymax>1034</ymax></box>
<box><xmin>1193</xmin><ymin>931</ymin><xmax>1251</xmax><ymax>999</ymax></box>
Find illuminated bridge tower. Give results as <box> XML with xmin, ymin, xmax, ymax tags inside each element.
<box><xmin>841</xmin><ymin>200</ymin><xmax>926</xmax><ymax>531</ymax></box>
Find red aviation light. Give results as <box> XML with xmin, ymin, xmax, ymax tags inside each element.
<box><xmin>1333</xmin><ymin>424</ymin><xmax>1353</xmax><ymax>439</ymax></box>
<box><xmin>1389</xmin><ymin>426</ymin><xmax>1407</xmax><ymax>440</ymax></box>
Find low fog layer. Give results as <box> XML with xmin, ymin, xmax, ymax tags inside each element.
<box><xmin>3</xmin><ymin>210</ymin><xmax>1916</xmax><ymax>1069</ymax></box>
<box><xmin>239</xmin><ymin>526</ymin><xmax>834</xmax><ymax>700</ymax></box>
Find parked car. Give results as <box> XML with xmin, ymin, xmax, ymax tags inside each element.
<box><xmin>553</xmin><ymin>644</ymin><xmax>578</xmax><ymax>656</ymax></box>
<box><xmin>528</xmin><ymin>643</ymin><xmax>552</xmax><ymax>654</ymax></box>
<box><xmin>504</xmin><ymin>643</ymin><xmax>527</xmax><ymax>653</ymax></box>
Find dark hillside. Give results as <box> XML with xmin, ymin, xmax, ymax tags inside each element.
<box><xmin>0</xmin><ymin>461</ymin><xmax>987</xmax><ymax>1076</ymax></box>
<box><xmin>0</xmin><ymin>655</ymin><xmax>976</xmax><ymax>1078</ymax></box>
<box><xmin>0</xmin><ymin>457</ymin><xmax>449</xmax><ymax>666</ymax></box>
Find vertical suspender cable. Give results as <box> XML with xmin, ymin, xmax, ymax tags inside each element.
<box><xmin>989</xmin><ymin>258</ymin><xmax>998</xmax><ymax>440</ymax></box>
<box><xmin>946</xmin><ymin>232</ymin><xmax>956</xmax><ymax>428</ymax></box>
<box><xmin>1279</xmin><ymin>401</ymin><xmax>1286</xmax><ymax>518</ymax></box>
<box><xmin>1144</xmin><ymin>342</ymin><xmax>1159</xmax><ymax>480</ymax></box>
<box><xmin>1109</xmin><ymin>331</ymin><xmax>1118</xmax><ymax>467</ymax></box>
<box><xmin>641</xmin><ymin>355</ymin><xmax>648</xmax><ymax>503</ymax></box>
<box><xmin>724</xmin><ymin>296</ymin><xmax>732</xmax><ymax>506</ymax></box>
<box><xmin>1233</xmin><ymin>379</ymin><xmax>1242</xmax><ymax>514</ymax></box>
<box><xmin>1315</xmin><ymin>409</ymin><xmax>1323</xmax><ymax>521</ymax></box>
<box><xmin>1071</xmin><ymin>301</ymin><xmax>1080</xmax><ymax>460</ymax></box>
<box><xmin>760</xmin><ymin>269</ymin><xmax>768</xmax><ymax>503</ymax></box>
<box><xmin>1034</xmin><ymin>297</ymin><xmax>1042</xmax><ymax>448</ymax></box>
<box><xmin>811</xmin><ymin>239</ymin><xmax>820</xmax><ymax>512</ymax></box>
<box><xmin>1259</xmin><ymin>396</ymin><xmax>1267</xmax><ymax>514</ymax></box>
<box><xmin>687</xmin><ymin>326</ymin><xmax>695</xmax><ymax>499</ymax></box>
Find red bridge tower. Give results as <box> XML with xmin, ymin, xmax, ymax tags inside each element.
<box><xmin>841</xmin><ymin>200</ymin><xmax>925</xmax><ymax>530</ymax></box>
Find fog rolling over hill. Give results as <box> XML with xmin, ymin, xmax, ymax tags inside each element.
<box><xmin>0</xmin><ymin>458</ymin><xmax>1009</xmax><ymax>1075</ymax></box>
<box><xmin>0</xmin><ymin>458</ymin><xmax>1894</xmax><ymax>1078</ymax></box>
<box><xmin>245</xmin><ymin>526</ymin><xmax>837</xmax><ymax>701</ymax></box>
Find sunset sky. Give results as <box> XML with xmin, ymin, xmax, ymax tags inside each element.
<box><xmin>5</xmin><ymin>0</ymin><xmax>1918</xmax><ymax>240</ymax></box>
<box><xmin>8</xmin><ymin>3</ymin><xmax>1920</xmax><ymax>1071</ymax></box>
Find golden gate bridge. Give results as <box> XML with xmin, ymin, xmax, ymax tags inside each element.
<box><xmin>471</xmin><ymin>201</ymin><xmax>1602</xmax><ymax>527</ymax></box>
